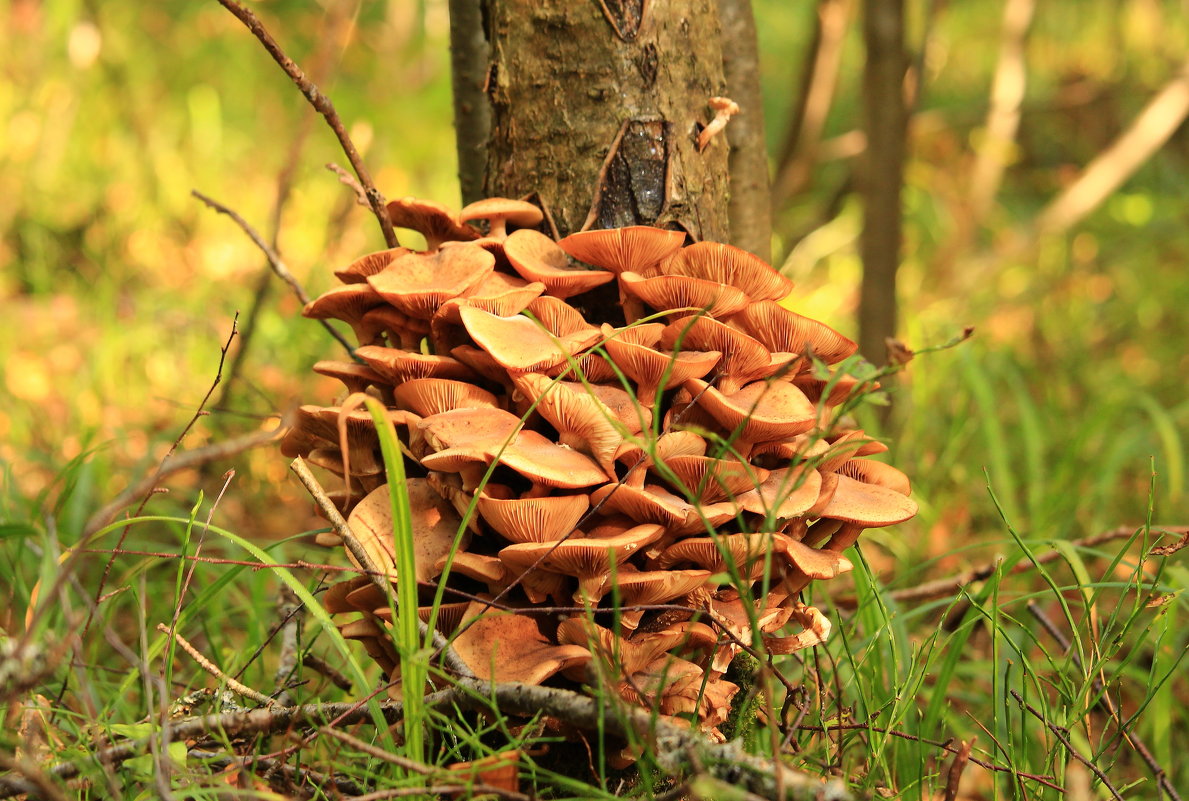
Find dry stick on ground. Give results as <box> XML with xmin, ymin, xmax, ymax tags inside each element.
<box><xmin>215</xmin><ymin>0</ymin><xmax>398</xmax><ymax>249</ymax></box>
<box><xmin>288</xmin><ymin>457</ymin><xmax>476</xmax><ymax>680</ymax></box>
<box><xmin>941</xmin><ymin>738</ymin><xmax>975</xmax><ymax>801</ymax></box>
<box><xmin>1008</xmin><ymin>690</ymin><xmax>1124</xmax><ymax>801</ymax></box>
<box><xmin>0</xmin><ymin>682</ymin><xmax>854</xmax><ymax>801</ymax></box>
<box><xmin>192</xmin><ymin>190</ymin><xmax>356</xmax><ymax>356</ymax></box>
<box><xmin>156</xmin><ymin>624</ymin><xmax>281</xmax><ymax>710</ymax></box>
<box><xmin>271</xmin><ymin>585</ymin><xmax>303</xmax><ymax>706</ymax></box>
<box><xmin>832</xmin><ymin>524</ymin><xmax>1181</xmax><ymax>609</ymax></box>
<box><xmin>187</xmin><ymin>748</ymin><xmax>365</xmax><ymax>797</ymax></box>
<box><xmin>1027</xmin><ymin>601</ymin><xmax>1183</xmax><ymax>801</ymax></box>
<box><xmin>321</xmin><ymin>728</ymin><xmax>532</xmax><ymax>801</ymax></box>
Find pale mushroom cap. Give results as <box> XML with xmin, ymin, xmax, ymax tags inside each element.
<box><xmin>601</xmin><ymin>324</ymin><xmax>721</xmax><ymax>402</ymax></box>
<box><xmin>503</xmin><ymin>229</ymin><xmax>615</xmax><ymax>299</ymax></box>
<box><xmin>661</xmin><ymin>454</ymin><xmax>768</xmax><ymax>504</ymax></box>
<box><xmin>434</xmin><ymin>271</ymin><xmax>546</xmax><ymax>324</ymax></box>
<box><xmin>367</xmin><ymin>246</ymin><xmax>495</xmax><ymax>320</ymax></box>
<box><xmin>557</xmin><ymin>226</ymin><xmax>687</xmax><ymax>275</ymax></box>
<box><xmin>460</xmin><ymin>306</ymin><xmax>600</xmax><ymax>372</ymax></box>
<box><xmin>681</xmin><ymin>378</ymin><xmax>818</xmax><ymax>446</ymax></box>
<box><xmin>312</xmin><ymin>360</ymin><xmax>385</xmax><ymax>394</ymax></box>
<box><xmin>499</xmin><ymin>523</ymin><xmax>664</xmax><ymax>579</ymax></box>
<box><xmin>836</xmin><ymin>458</ymin><xmax>912</xmax><ymax>496</ymax></box>
<box><xmin>661</xmin><ymin>315</ymin><xmax>772</xmax><ymax>386</ymax></box>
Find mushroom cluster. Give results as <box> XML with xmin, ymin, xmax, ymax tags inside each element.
<box><xmin>285</xmin><ymin>196</ymin><xmax>917</xmax><ymax>741</ymax></box>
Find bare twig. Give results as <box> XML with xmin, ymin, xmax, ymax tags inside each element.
<box><xmin>448</xmin><ymin>0</ymin><xmax>492</xmax><ymax>205</ymax></box>
<box><xmin>157</xmin><ymin>624</ymin><xmax>282</xmax><ymax>709</ymax></box>
<box><xmin>272</xmin><ymin>585</ymin><xmax>304</xmax><ymax>706</ymax></box>
<box><xmin>321</xmin><ymin>728</ymin><xmax>532</xmax><ymax>801</ymax></box>
<box><xmin>288</xmin><ymin>457</ymin><xmax>476</xmax><ymax>680</ymax></box>
<box><xmin>191</xmin><ymin>189</ymin><xmax>356</xmax><ymax>355</ymax></box>
<box><xmin>214</xmin><ymin>0</ymin><xmax>398</xmax><ymax>248</ymax></box>
<box><xmin>833</xmin><ymin>524</ymin><xmax>1162</xmax><ymax>609</ymax></box>
<box><xmin>82</xmin><ymin>424</ymin><xmax>284</xmax><ymax>539</ymax></box>
<box><xmin>1009</xmin><ymin>689</ymin><xmax>1123</xmax><ymax>801</ymax></box>
<box><xmin>326</xmin><ymin>162</ymin><xmax>370</xmax><ymax>208</ymax></box>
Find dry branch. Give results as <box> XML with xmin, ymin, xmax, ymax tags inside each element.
<box><xmin>191</xmin><ymin>189</ymin><xmax>356</xmax><ymax>355</ymax></box>
<box><xmin>214</xmin><ymin>0</ymin><xmax>398</xmax><ymax>249</ymax></box>
<box><xmin>832</xmin><ymin>524</ymin><xmax>1171</xmax><ymax>609</ymax></box>
<box><xmin>0</xmin><ymin>682</ymin><xmax>853</xmax><ymax>801</ymax></box>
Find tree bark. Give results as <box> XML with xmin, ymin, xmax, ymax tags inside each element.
<box><xmin>478</xmin><ymin>0</ymin><xmax>732</xmax><ymax>241</ymax></box>
<box><xmin>449</xmin><ymin>0</ymin><xmax>492</xmax><ymax>205</ymax></box>
<box><xmin>718</xmin><ymin>0</ymin><xmax>771</xmax><ymax>261</ymax></box>
<box><xmin>858</xmin><ymin>0</ymin><xmax>906</xmax><ymax>366</ymax></box>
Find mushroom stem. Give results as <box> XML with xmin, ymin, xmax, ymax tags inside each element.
<box><xmin>697</xmin><ymin>97</ymin><xmax>740</xmax><ymax>152</ymax></box>
<box><xmin>524</xmin><ymin>483</ymin><xmax>551</xmax><ymax>499</ymax></box>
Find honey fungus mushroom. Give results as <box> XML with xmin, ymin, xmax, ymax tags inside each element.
<box><xmin>286</xmin><ymin>204</ymin><xmax>919</xmax><ymax>745</ymax></box>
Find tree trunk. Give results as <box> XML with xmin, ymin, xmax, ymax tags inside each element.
<box><xmin>858</xmin><ymin>0</ymin><xmax>906</xmax><ymax>366</ymax></box>
<box><xmin>476</xmin><ymin>0</ymin><xmax>732</xmax><ymax>241</ymax></box>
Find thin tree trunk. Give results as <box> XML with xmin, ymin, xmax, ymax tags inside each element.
<box><xmin>858</xmin><ymin>0</ymin><xmax>906</xmax><ymax>366</ymax></box>
<box><xmin>449</xmin><ymin>0</ymin><xmax>491</xmax><ymax>205</ymax></box>
<box><xmin>718</xmin><ymin>0</ymin><xmax>771</xmax><ymax>261</ymax></box>
<box><xmin>479</xmin><ymin>0</ymin><xmax>731</xmax><ymax>241</ymax></box>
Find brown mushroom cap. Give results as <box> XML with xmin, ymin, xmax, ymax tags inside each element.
<box><xmin>836</xmin><ymin>458</ymin><xmax>912</xmax><ymax>496</ymax></box>
<box><xmin>730</xmin><ymin>301</ymin><xmax>857</xmax><ymax>365</ymax></box>
<box><xmin>477</xmin><ymin>486</ymin><xmax>590</xmax><ymax>544</ymax></box>
<box><xmin>656</xmin><ymin>241</ymin><xmax>793</xmax><ymax>301</ymax></box>
<box><xmin>681</xmin><ymin>378</ymin><xmax>818</xmax><ymax>449</ymax></box>
<box><xmin>393</xmin><ymin>377</ymin><xmax>500</xmax><ymax>418</ymax></box>
<box><xmin>358</xmin><ymin>306</ymin><xmax>431</xmax><ymax>349</ymax></box>
<box><xmin>450</xmin><ymin>602</ymin><xmax>591</xmax><ymax>685</ymax></box>
<box><xmin>619</xmin><ymin>271</ymin><xmax>749</xmax><ymax>319</ymax></box>
<box><xmin>303</xmin><ymin>284</ymin><xmax>386</xmax><ymax>345</ymax></box>
<box><xmin>557</xmin><ymin>226</ymin><xmax>687</xmax><ymax>275</ymax></box>
<box><xmin>333</xmin><ymin>247</ymin><xmax>415</xmax><ymax>284</ymax></box>
<box><xmin>817</xmin><ymin>473</ymin><xmax>918</xmax><ymax>525</ymax></box>
<box><xmin>655</xmin><ymin>532</ymin><xmax>793</xmax><ymax>579</ymax></box>
<box><xmin>345</xmin><ymin>480</ymin><xmax>470</xmax><ymax>583</ymax></box>
<box><xmin>511</xmin><ymin>372</ymin><xmax>634</xmax><ymax>473</ymax></box>
<box><xmin>661</xmin><ymin>315</ymin><xmax>773</xmax><ymax>392</ymax></box>
<box><xmin>386</xmin><ymin>197</ymin><xmax>479</xmax><ymax>251</ymax></box>
<box><xmin>503</xmin><ymin>229</ymin><xmax>615</xmax><ymax>299</ymax></box>
<box><xmin>367</xmin><ymin>246</ymin><xmax>495</xmax><ymax>320</ymax></box>
<box><xmin>763</xmin><ymin>602</ymin><xmax>833</xmax><ymax>654</ymax></box>
<box><xmin>736</xmin><ymin>465</ymin><xmax>823</xmax><ymax>520</ymax></box>
<box><xmin>459</xmin><ymin>198</ymin><xmax>544</xmax><ymax>238</ymax></box>
<box><xmin>661</xmin><ymin>454</ymin><xmax>768</xmax><ymax>504</ymax></box>
<box><xmin>460</xmin><ymin>306</ymin><xmax>600</xmax><ymax>372</ymax></box>
<box><xmin>499</xmin><ymin>523</ymin><xmax>664</xmax><ymax>601</ymax></box>
<box><xmin>601</xmin><ymin>324</ymin><xmax>721</xmax><ymax>406</ymax></box>
<box><xmin>433</xmin><ymin>271</ymin><xmax>546</xmax><ymax>325</ymax></box>
<box><xmin>312</xmin><ymin>360</ymin><xmax>386</xmax><ymax>395</ymax></box>
<box><xmin>355</xmin><ymin>345</ymin><xmax>477</xmax><ymax>384</ymax></box>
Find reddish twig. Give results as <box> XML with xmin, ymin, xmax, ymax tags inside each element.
<box><xmin>1009</xmin><ymin>689</ymin><xmax>1123</xmax><ymax>800</ymax></box>
<box><xmin>214</xmin><ymin>0</ymin><xmax>398</xmax><ymax>249</ymax></box>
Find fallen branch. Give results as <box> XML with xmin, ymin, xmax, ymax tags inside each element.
<box><xmin>156</xmin><ymin>623</ymin><xmax>281</xmax><ymax>709</ymax></box>
<box><xmin>0</xmin><ymin>682</ymin><xmax>853</xmax><ymax>801</ymax></box>
<box><xmin>833</xmin><ymin>524</ymin><xmax>1180</xmax><ymax>609</ymax></box>
<box><xmin>192</xmin><ymin>189</ymin><xmax>356</xmax><ymax>355</ymax></box>
<box><xmin>214</xmin><ymin>0</ymin><xmax>398</xmax><ymax>249</ymax></box>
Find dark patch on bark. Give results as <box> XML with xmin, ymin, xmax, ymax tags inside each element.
<box><xmin>590</xmin><ymin>119</ymin><xmax>670</xmax><ymax>230</ymax></box>
<box><xmin>597</xmin><ymin>0</ymin><xmax>648</xmax><ymax>41</ymax></box>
